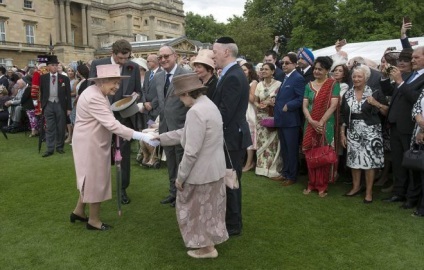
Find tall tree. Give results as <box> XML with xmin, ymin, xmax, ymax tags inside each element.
<box><xmin>289</xmin><ymin>0</ymin><xmax>339</xmax><ymax>50</ymax></box>
<box><xmin>225</xmin><ymin>16</ymin><xmax>273</xmax><ymax>62</ymax></box>
<box><xmin>244</xmin><ymin>0</ymin><xmax>295</xmax><ymax>39</ymax></box>
<box><xmin>184</xmin><ymin>12</ymin><xmax>226</xmax><ymax>44</ymax></box>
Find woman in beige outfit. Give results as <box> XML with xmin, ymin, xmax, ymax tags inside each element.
<box><xmin>70</xmin><ymin>64</ymin><xmax>145</xmax><ymax>231</ymax></box>
<box><xmin>157</xmin><ymin>74</ymin><xmax>228</xmax><ymax>259</ymax></box>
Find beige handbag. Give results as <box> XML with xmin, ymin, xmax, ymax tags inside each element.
<box><xmin>224</xmin><ymin>140</ymin><xmax>239</xmax><ymax>189</ymax></box>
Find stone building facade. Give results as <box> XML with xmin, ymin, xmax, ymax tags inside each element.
<box><xmin>0</xmin><ymin>0</ymin><xmax>185</xmax><ymax>68</ymax></box>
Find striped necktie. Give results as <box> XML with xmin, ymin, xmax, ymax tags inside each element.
<box><xmin>149</xmin><ymin>71</ymin><xmax>154</xmax><ymax>81</ymax></box>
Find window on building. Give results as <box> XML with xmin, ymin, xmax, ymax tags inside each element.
<box><xmin>24</xmin><ymin>0</ymin><xmax>33</xmax><ymax>9</ymax></box>
<box><xmin>71</xmin><ymin>29</ymin><xmax>75</xmax><ymax>45</ymax></box>
<box><xmin>28</xmin><ymin>60</ymin><xmax>36</xmax><ymax>67</ymax></box>
<box><xmin>0</xmin><ymin>0</ymin><xmax>3</xmax><ymax>4</ymax></box>
<box><xmin>0</xmin><ymin>58</ymin><xmax>5</xmax><ymax>66</ymax></box>
<box><xmin>25</xmin><ymin>24</ymin><xmax>35</xmax><ymax>44</ymax></box>
<box><xmin>0</xmin><ymin>21</ymin><xmax>5</xmax><ymax>42</ymax></box>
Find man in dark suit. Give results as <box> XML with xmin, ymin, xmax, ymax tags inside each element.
<box><xmin>142</xmin><ymin>54</ymin><xmax>162</xmax><ymax>121</ymax></box>
<box><xmin>156</xmin><ymin>46</ymin><xmax>191</xmax><ymax>207</ymax></box>
<box><xmin>297</xmin><ymin>47</ymin><xmax>315</xmax><ymax>84</ymax></box>
<box><xmin>40</xmin><ymin>55</ymin><xmax>71</xmax><ymax>157</ymax></box>
<box><xmin>264</xmin><ymin>50</ymin><xmax>285</xmax><ymax>82</ymax></box>
<box><xmin>382</xmin><ymin>46</ymin><xmax>424</xmax><ymax>208</ymax></box>
<box><xmin>273</xmin><ymin>54</ymin><xmax>306</xmax><ymax>186</ymax></box>
<box><xmin>212</xmin><ymin>37</ymin><xmax>251</xmax><ymax>236</ymax></box>
<box><xmin>89</xmin><ymin>39</ymin><xmax>141</xmax><ymax>204</ymax></box>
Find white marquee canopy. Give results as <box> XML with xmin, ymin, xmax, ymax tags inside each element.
<box><xmin>312</xmin><ymin>37</ymin><xmax>424</xmax><ymax>63</ymax></box>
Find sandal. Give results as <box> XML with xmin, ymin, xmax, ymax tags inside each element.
<box><xmin>318</xmin><ymin>192</ymin><xmax>328</xmax><ymax>198</ymax></box>
<box><xmin>303</xmin><ymin>189</ymin><xmax>312</xmax><ymax>195</ymax></box>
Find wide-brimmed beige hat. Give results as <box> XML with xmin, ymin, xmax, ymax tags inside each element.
<box><xmin>132</xmin><ymin>58</ymin><xmax>149</xmax><ymax>71</ymax></box>
<box><xmin>88</xmin><ymin>64</ymin><xmax>130</xmax><ymax>81</ymax></box>
<box><xmin>173</xmin><ymin>73</ymin><xmax>208</xmax><ymax>96</ymax></box>
<box><xmin>192</xmin><ymin>49</ymin><xmax>215</xmax><ymax>69</ymax></box>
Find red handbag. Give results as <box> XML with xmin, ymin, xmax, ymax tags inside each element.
<box><xmin>304</xmin><ymin>145</ymin><xmax>337</xmax><ymax>169</ymax></box>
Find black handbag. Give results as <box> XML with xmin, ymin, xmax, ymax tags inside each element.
<box><xmin>402</xmin><ymin>144</ymin><xmax>424</xmax><ymax>171</ymax></box>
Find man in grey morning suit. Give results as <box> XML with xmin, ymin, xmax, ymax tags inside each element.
<box><xmin>40</xmin><ymin>55</ymin><xmax>72</xmax><ymax>157</ymax></box>
<box><xmin>155</xmin><ymin>46</ymin><xmax>191</xmax><ymax>207</ymax></box>
<box><xmin>89</xmin><ymin>39</ymin><xmax>141</xmax><ymax>205</ymax></box>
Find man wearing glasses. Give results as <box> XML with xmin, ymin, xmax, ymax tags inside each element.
<box><xmin>273</xmin><ymin>54</ymin><xmax>305</xmax><ymax>186</ymax></box>
<box><xmin>155</xmin><ymin>45</ymin><xmax>191</xmax><ymax>207</ymax></box>
<box><xmin>89</xmin><ymin>39</ymin><xmax>142</xmax><ymax>205</ymax></box>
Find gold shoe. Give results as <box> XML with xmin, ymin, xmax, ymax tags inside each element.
<box><xmin>187</xmin><ymin>249</ymin><xmax>218</xmax><ymax>259</ymax></box>
<box><xmin>303</xmin><ymin>189</ymin><xmax>312</xmax><ymax>195</ymax></box>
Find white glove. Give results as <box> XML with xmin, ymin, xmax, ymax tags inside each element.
<box><xmin>132</xmin><ymin>131</ymin><xmax>160</xmax><ymax>147</ymax></box>
<box><xmin>137</xmin><ymin>102</ymin><xmax>144</xmax><ymax>113</ymax></box>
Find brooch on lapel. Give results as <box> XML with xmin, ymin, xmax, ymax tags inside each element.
<box><xmin>127</xmin><ymin>65</ymin><xmax>134</xmax><ymax>71</ymax></box>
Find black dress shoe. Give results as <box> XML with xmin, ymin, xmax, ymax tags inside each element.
<box><xmin>160</xmin><ymin>195</ymin><xmax>176</xmax><ymax>204</ymax></box>
<box><xmin>411</xmin><ymin>211</ymin><xmax>424</xmax><ymax>217</ymax></box>
<box><xmin>400</xmin><ymin>201</ymin><xmax>417</xmax><ymax>209</ymax></box>
<box><xmin>70</xmin><ymin>213</ymin><xmax>88</xmax><ymax>223</ymax></box>
<box><xmin>227</xmin><ymin>229</ymin><xmax>241</xmax><ymax>236</ymax></box>
<box><xmin>86</xmin><ymin>223</ymin><xmax>112</xmax><ymax>231</ymax></box>
<box><xmin>343</xmin><ymin>189</ymin><xmax>362</xmax><ymax>197</ymax></box>
<box><xmin>170</xmin><ymin>201</ymin><xmax>176</xmax><ymax>207</ymax></box>
<box><xmin>57</xmin><ymin>149</ymin><xmax>65</xmax><ymax>154</ymax></box>
<box><xmin>121</xmin><ymin>190</ymin><xmax>131</xmax><ymax>204</ymax></box>
<box><xmin>363</xmin><ymin>199</ymin><xmax>373</xmax><ymax>204</ymax></box>
<box><xmin>42</xmin><ymin>151</ymin><xmax>53</xmax><ymax>157</ymax></box>
<box><xmin>382</xmin><ymin>195</ymin><xmax>406</xmax><ymax>203</ymax></box>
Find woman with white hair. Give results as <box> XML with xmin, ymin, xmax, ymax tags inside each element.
<box><xmin>340</xmin><ymin>65</ymin><xmax>388</xmax><ymax>203</ymax></box>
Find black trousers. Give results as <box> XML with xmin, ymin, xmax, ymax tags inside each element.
<box><xmin>163</xmin><ymin>144</ymin><xmax>184</xmax><ymax>198</ymax></box>
<box><xmin>390</xmin><ymin>125</ymin><xmax>421</xmax><ymax>202</ymax></box>
<box><xmin>225</xmin><ymin>148</ymin><xmax>245</xmax><ymax>232</ymax></box>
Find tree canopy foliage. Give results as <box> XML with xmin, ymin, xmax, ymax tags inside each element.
<box><xmin>184</xmin><ymin>0</ymin><xmax>424</xmax><ymax>61</ymax></box>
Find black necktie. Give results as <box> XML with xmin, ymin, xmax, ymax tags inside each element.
<box><xmin>164</xmin><ymin>73</ymin><xmax>171</xmax><ymax>97</ymax></box>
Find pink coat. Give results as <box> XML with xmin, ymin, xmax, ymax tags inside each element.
<box><xmin>73</xmin><ymin>85</ymin><xmax>134</xmax><ymax>203</ymax></box>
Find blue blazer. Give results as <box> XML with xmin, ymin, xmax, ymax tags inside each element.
<box><xmin>274</xmin><ymin>70</ymin><xmax>305</xmax><ymax>128</ymax></box>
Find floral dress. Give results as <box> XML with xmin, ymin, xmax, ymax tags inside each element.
<box><xmin>345</xmin><ymin>87</ymin><xmax>384</xmax><ymax>169</ymax></box>
<box><xmin>255</xmin><ymin>80</ymin><xmax>282</xmax><ymax>178</ymax></box>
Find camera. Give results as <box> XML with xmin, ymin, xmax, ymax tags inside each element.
<box><xmin>384</xmin><ymin>64</ymin><xmax>395</xmax><ymax>76</ymax></box>
<box><xmin>278</xmin><ymin>35</ymin><xmax>287</xmax><ymax>44</ymax></box>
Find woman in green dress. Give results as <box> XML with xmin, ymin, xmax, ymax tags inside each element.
<box><xmin>302</xmin><ymin>56</ymin><xmax>340</xmax><ymax>197</ymax></box>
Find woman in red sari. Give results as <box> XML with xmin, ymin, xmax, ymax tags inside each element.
<box><xmin>302</xmin><ymin>56</ymin><xmax>340</xmax><ymax>197</ymax></box>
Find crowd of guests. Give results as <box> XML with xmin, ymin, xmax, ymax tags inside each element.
<box><xmin>3</xmin><ymin>20</ymin><xmax>424</xmax><ymax>259</ymax></box>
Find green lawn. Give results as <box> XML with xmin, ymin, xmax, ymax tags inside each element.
<box><xmin>1</xmin><ymin>133</ymin><xmax>423</xmax><ymax>270</ymax></box>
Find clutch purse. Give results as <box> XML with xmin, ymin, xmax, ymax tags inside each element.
<box><xmin>224</xmin><ymin>140</ymin><xmax>239</xmax><ymax>189</ymax></box>
<box><xmin>260</xmin><ymin>117</ymin><xmax>275</xmax><ymax>128</ymax></box>
<box><xmin>225</xmin><ymin>169</ymin><xmax>239</xmax><ymax>189</ymax></box>
<box><xmin>402</xmin><ymin>145</ymin><xmax>424</xmax><ymax>171</ymax></box>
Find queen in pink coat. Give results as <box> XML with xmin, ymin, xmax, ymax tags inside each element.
<box><xmin>70</xmin><ymin>64</ymin><xmax>144</xmax><ymax>231</ymax></box>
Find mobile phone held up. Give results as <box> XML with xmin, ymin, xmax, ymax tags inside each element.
<box><xmin>404</xmin><ymin>16</ymin><xmax>411</xmax><ymax>24</ymax></box>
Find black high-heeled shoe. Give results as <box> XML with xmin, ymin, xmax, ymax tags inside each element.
<box><xmin>343</xmin><ymin>189</ymin><xmax>362</xmax><ymax>197</ymax></box>
<box><xmin>86</xmin><ymin>223</ymin><xmax>112</xmax><ymax>231</ymax></box>
<box><xmin>70</xmin><ymin>213</ymin><xmax>88</xmax><ymax>223</ymax></box>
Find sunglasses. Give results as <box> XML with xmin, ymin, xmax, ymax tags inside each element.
<box><xmin>158</xmin><ymin>54</ymin><xmax>173</xmax><ymax>60</ymax></box>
